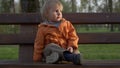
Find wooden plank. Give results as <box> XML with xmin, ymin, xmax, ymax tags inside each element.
<box><xmin>0</xmin><ymin>13</ymin><xmax>41</xmax><ymax>24</ymax></box>
<box><xmin>0</xmin><ymin>13</ymin><xmax>120</xmax><ymax>24</ymax></box>
<box><xmin>0</xmin><ymin>60</ymin><xmax>120</xmax><ymax>68</ymax></box>
<box><xmin>83</xmin><ymin>60</ymin><xmax>120</xmax><ymax>65</ymax></box>
<box><xmin>0</xmin><ymin>34</ymin><xmax>35</xmax><ymax>45</ymax></box>
<box><xmin>64</xmin><ymin>13</ymin><xmax>120</xmax><ymax>24</ymax></box>
<box><xmin>0</xmin><ymin>65</ymin><xmax>119</xmax><ymax>68</ymax></box>
<box><xmin>0</xmin><ymin>33</ymin><xmax>120</xmax><ymax>45</ymax></box>
<box><xmin>20</xmin><ymin>25</ymin><xmax>37</xmax><ymax>34</ymax></box>
<box><xmin>19</xmin><ymin>45</ymin><xmax>33</xmax><ymax>62</ymax></box>
<box><xmin>78</xmin><ymin>33</ymin><xmax>120</xmax><ymax>44</ymax></box>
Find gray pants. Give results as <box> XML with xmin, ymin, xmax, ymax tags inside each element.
<box><xmin>43</xmin><ymin>43</ymin><xmax>80</xmax><ymax>60</ymax></box>
<box><xmin>43</xmin><ymin>43</ymin><xmax>65</xmax><ymax>59</ymax></box>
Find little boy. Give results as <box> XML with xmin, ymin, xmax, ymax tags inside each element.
<box><xmin>33</xmin><ymin>0</ymin><xmax>82</xmax><ymax>65</ymax></box>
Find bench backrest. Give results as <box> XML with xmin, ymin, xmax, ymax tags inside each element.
<box><xmin>0</xmin><ymin>13</ymin><xmax>120</xmax><ymax>62</ymax></box>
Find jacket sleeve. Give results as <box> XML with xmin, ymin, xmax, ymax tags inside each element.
<box><xmin>33</xmin><ymin>25</ymin><xmax>45</xmax><ymax>62</ymax></box>
<box><xmin>67</xmin><ymin>21</ymin><xmax>79</xmax><ymax>49</ymax></box>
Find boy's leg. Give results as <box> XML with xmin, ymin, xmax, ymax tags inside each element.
<box><xmin>63</xmin><ymin>49</ymin><xmax>82</xmax><ymax>65</ymax></box>
<box><xmin>45</xmin><ymin>52</ymin><xmax>59</xmax><ymax>64</ymax></box>
<box><xmin>43</xmin><ymin>43</ymin><xmax>65</xmax><ymax>64</ymax></box>
<box><xmin>43</xmin><ymin>43</ymin><xmax>82</xmax><ymax>65</ymax></box>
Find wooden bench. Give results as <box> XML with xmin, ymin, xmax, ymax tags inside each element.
<box><xmin>0</xmin><ymin>13</ymin><xmax>120</xmax><ymax>68</ymax></box>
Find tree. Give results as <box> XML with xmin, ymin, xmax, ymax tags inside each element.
<box><xmin>108</xmin><ymin>0</ymin><xmax>114</xmax><ymax>31</ymax></box>
<box><xmin>39</xmin><ymin>0</ymin><xmax>44</xmax><ymax>12</ymax></box>
<box><xmin>71</xmin><ymin>0</ymin><xmax>77</xmax><ymax>12</ymax></box>
<box><xmin>20</xmin><ymin>0</ymin><xmax>39</xmax><ymax>13</ymax></box>
<box><xmin>0</xmin><ymin>0</ymin><xmax>14</xmax><ymax>13</ymax></box>
<box><xmin>60</xmin><ymin>0</ymin><xmax>72</xmax><ymax>13</ymax></box>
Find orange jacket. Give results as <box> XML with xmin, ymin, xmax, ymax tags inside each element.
<box><xmin>33</xmin><ymin>18</ymin><xmax>79</xmax><ymax>62</ymax></box>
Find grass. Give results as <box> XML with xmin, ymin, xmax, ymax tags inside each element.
<box><xmin>0</xmin><ymin>44</ymin><xmax>120</xmax><ymax>60</ymax></box>
<box><xmin>74</xmin><ymin>24</ymin><xmax>120</xmax><ymax>33</ymax></box>
<box><xmin>79</xmin><ymin>44</ymin><xmax>120</xmax><ymax>60</ymax></box>
<box><xmin>0</xmin><ymin>45</ymin><xmax>18</xmax><ymax>60</ymax></box>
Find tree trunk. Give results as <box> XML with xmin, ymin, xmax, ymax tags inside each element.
<box><xmin>108</xmin><ymin>0</ymin><xmax>114</xmax><ymax>32</ymax></box>
<box><xmin>0</xmin><ymin>0</ymin><xmax>14</xmax><ymax>13</ymax></box>
<box><xmin>20</xmin><ymin>0</ymin><xmax>39</xmax><ymax>13</ymax></box>
<box><xmin>71</xmin><ymin>0</ymin><xmax>77</xmax><ymax>12</ymax></box>
<box><xmin>10</xmin><ymin>0</ymin><xmax>15</xmax><ymax>13</ymax></box>
<box><xmin>118</xmin><ymin>1</ymin><xmax>120</xmax><ymax>31</ymax></box>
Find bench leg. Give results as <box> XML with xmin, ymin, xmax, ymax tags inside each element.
<box><xmin>19</xmin><ymin>45</ymin><xmax>33</xmax><ymax>62</ymax></box>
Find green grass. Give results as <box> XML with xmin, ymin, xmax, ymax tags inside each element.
<box><xmin>0</xmin><ymin>44</ymin><xmax>120</xmax><ymax>60</ymax></box>
<box><xmin>0</xmin><ymin>45</ymin><xmax>18</xmax><ymax>60</ymax></box>
<box><xmin>79</xmin><ymin>44</ymin><xmax>120</xmax><ymax>60</ymax></box>
<box><xmin>74</xmin><ymin>25</ymin><xmax>120</xmax><ymax>33</ymax></box>
<box><xmin>76</xmin><ymin>27</ymin><xmax>110</xmax><ymax>33</ymax></box>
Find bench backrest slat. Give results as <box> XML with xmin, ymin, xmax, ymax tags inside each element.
<box><xmin>1</xmin><ymin>33</ymin><xmax>120</xmax><ymax>44</ymax></box>
<box><xmin>0</xmin><ymin>13</ymin><xmax>120</xmax><ymax>24</ymax></box>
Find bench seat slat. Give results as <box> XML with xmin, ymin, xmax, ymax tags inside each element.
<box><xmin>0</xmin><ymin>60</ymin><xmax>120</xmax><ymax>68</ymax></box>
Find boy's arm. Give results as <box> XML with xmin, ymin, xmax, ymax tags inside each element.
<box><xmin>33</xmin><ymin>25</ymin><xmax>45</xmax><ymax>62</ymax></box>
<box><xmin>67</xmin><ymin>21</ymin><xmax>79</xmax><ymax>49</ymax></box>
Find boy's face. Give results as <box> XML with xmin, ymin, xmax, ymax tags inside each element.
<box><xmin>47</xmin><ymin>7</ymin><xmax>62</xmax><ymax>22</ymax></box>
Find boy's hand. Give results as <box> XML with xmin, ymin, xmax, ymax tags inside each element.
<box><xmin>67</xmin><ymin>47</ymin><xmax>73</xmax><ymax>53</ymax></box>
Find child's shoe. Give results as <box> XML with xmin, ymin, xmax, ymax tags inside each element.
<box><xmin>63</xmin><ymin>51</ymin><xmax>82</xmax><ymax>65</ymax></box>
<box><xmin>72</xmin><ymin>54</ymin><xmax>82</xmax><ymax>65</ymax></box>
